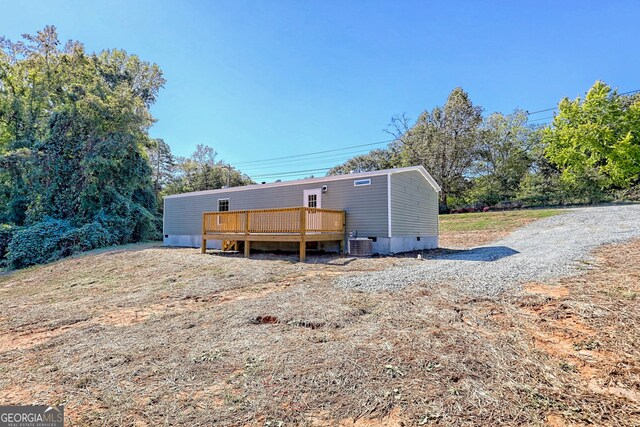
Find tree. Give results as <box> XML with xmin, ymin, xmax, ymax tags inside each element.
<box><xmin>0</xmin><ymin>26</ymin><xmax>166</xmax><ymax>266</ymax></box>
<box><xmin>163</xmin><ymin>144</ymin><xmax>253</xmax><ymax>195</ymax></box>
<box><xmin>544</xmin><ymin>81</ymin><xmax>640</xmax><ymax>199</ymax></box>
<box><xmin>327</xmin><ymin>149</ymin><xmax>395</xmax><ymax>175</ymax></box>
<box><xmin>148</xmin><ymin>138</ymin><xmax>176</xmax><ymax>200</ymax></box>
<box><xmin>389</xmin><ymin>88</ymin><xmax>483</xmax><ymax>210</ymax></box>
<box><xmin>469</xmin><ymin>110</ymin><xmax>536</xmax><ymax>204</ymax></box>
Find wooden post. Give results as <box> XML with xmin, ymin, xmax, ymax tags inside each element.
<box><xmin>201</xmin><ymin>213</ymin><xmax>207</xmax><ymax>254</ymax></box>
<box><xmin>340</xmin><ymin>211</ymin><xmax>346</xmax><ymax>255</ymax></box>
<box><xmin>244</xmin><ymin>211</ymin><xmax>250</xmax><ymax>258</ymax></box>
<box><xmin>299</xmin><ymin>207</ymin><xmax>306</xmax><ymax>262</ymax></box>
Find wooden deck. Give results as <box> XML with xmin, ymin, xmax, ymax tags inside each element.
<box><xmin>201</xmin><ymin>207</ymin><xmax>345</xmax><ymax>262</ymax></box>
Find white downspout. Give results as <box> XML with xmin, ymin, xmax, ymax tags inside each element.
<box><xmin>387</xmin><ymin>173</ymin><xmax>392</xmax><ymax>238</ymax></box>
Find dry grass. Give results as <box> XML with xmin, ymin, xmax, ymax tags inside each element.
<box><xmin>0</xmin><ymin>236</ymin><xmax>638</xmax><ymax>425</ymax></box>
<box><xmin>439</xmin><ymin>208</ymin><xmax>562</xmax><ymax>248</ymax></box>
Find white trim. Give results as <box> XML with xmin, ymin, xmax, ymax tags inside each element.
<box><xmin>387</xmin><ymin>173</ymin><xmax>392</xmax><ymax>238</ymax></box>
<box><xmin>412</xmin><ymin>165</ymin><xmax>442</xmax><ymax>193</ymax></box>
<box><xmin>303</xmin><ymin>188</ymin><xmax>322</xmax><ymax>208</ymax></box>
<box><xmin>164</xmin><ymin>165</ymin><xmax>440</xmax><ymax>199</ymax></box>
<box><xmin>353</xmin><ymin>178</ymin><xmax>371</xmax><ymax>186</ymax></box>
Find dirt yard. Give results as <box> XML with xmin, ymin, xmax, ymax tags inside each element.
<box><xmin>1</xmin><ymin>212</ymin><xmax>639</xmax><ymax>426</ymax></box>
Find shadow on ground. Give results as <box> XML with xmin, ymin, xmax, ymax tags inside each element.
<box><xmin>426</xmin><ymin>246</ymin><xmax>520</xmax><ymax>262</ymax></box>
<box><xmin>203</xmin><ymin>246</ymin><xmax>520</xmax><ymax>264</ymax></box>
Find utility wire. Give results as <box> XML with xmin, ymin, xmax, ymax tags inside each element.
<box><xmin>527</xmin><ymin>116</ymin><xmax>555</xmax><ymax>123</ymax></box>
<box><xmin>242</xmin><ymin>88</ymin><xmax>640</xmax><ymax>171</ymax></box>
<box><xmin>251</xmin><ymin>167</ymin><xmax>333</xmax><ymax>179</ymax></box>
<box><xmin>233</xmin><ymin>139</ymin><xmax>394</xmax><ymax>166</ymax></box>
<box><xmin>526</xmin><ymin>88</ymin><xmax>639</xmax><ymax>116</ymax></box>
<box><xmin>241</xmin><ymin>88</ymin><xmax>639</xmax><ymax>180</ymax></box>
<box><xmin>526</xmin><ymin>107</ymin><xmax>557</xmax><ymax>115</ymax></box>
<box><xmin>240</xmin><ymin>149</ymin><xmax>382</xmax><ymax>172</ymax></box>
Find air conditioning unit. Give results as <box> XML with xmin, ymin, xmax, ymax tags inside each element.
<box><xmin>348</xmin><ymin>238</ymin><xmax>373</xmax><ymax>257</ymax></box>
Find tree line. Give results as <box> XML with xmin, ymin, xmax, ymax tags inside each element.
<box><xmin>328</xmin><ymin>84</ymin><xmax>640</xmax><ymax>212</ymax></box>
<box><xmin>1</xmin><ymin>27</ymin><xmax>638</xmax><ymax>268</ymax></box>
<box><xmin>0</xmin><ymin>27</ymin><xmax>249</xmax><ymax>268</ymax></box>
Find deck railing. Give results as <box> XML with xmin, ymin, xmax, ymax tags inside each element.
<box><xmin>202</xmin><ymin>207</ymin><xmax>345</xmax><ymax>262</ymax></box>
<box><xmin>203</xmin><ymin>207</ymin><xmax>345</xmax><ymax>235</ymax></box>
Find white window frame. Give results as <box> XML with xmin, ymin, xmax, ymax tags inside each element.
<box><xmin>354</xmin><ymin>179</ymin><xmax>371</xmax><ymax>186</ymax></box>
<box><xmin>303</xmin><ymin>189</ymin><xmax>322</xmax><ymax>208</ymax></box>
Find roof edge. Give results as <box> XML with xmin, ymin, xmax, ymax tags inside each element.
<box><xmin>163</xmin><ymin>165</ymin><xmax>440</xmax><ymax>199</ymax></box>
<box><xmin>403</xmin><ymin>165</ymin><xmax>442</xmax><ymax>192</ymax></box>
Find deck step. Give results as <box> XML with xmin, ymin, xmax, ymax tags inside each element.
<box><xmin>222</xmin><ymin>240</ymin><xmax>238</xmax><ymax>252</ymax></box>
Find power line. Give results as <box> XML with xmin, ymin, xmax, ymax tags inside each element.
<box><xmin>240</xmin><ymin>149</ymin><xmax>382</xmax><ymax>172</ymax></box>
<box><xmin>527</xmin><ymin>116</ymin><xmax>555</xmax><ymax>123</ymax></box>
<box><xmin>240</xmin><ymin>149</ymin><xmax>377</xmax><ymax>170</ymax></box>
<box><xmin>251</xmin><ymin>167</ymin><xmax>333</xmax><ymax>179</ymax></box>
<box><xmin>233</xmin><ymin>139</ymin><xmax>394</xmax><ymax>166</ymax></box>
<box><xmin>240</xmin><ymin>88</ymin><xmax>640</xmax><ymax>180</ymax></box>
<box><xmin>526</xmin><ymin>88</ymin><xmax>640</xmax><ymax>116</ymax></box>
<box><xmin>526</xmin><ymin>107</ymin><xmax>557</xmax><ymax>115</ymax></box>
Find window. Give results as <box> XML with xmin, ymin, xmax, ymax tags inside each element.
<box><xmin>218</xmin><ymin>199</ymin><xmax>229</xmax><ymax>211</ymax></box>
<box><xmin>354</xmin><ymin>179</ymin><xmax>371</xmax><ymax>186</ymax></box>
<box><xmin>307</xmin><ymin>194</ymin><xmax>317</xmax><ymax>208</ymax></box>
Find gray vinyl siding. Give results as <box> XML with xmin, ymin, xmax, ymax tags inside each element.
<box><xmin>390</xmin><ymin>170</ymin><xmax>438</xmax><ymax>236</ymax></box>
<box><xmin>164</xmin><ymin>175</ymin><xmax>389</xmax><ymax>237</ymax></box>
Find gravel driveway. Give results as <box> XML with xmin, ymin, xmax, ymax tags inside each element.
<box><xmin>336</xmin><ymin>204</ymin><xmax>640</xmax><ymax>296</ymax></box>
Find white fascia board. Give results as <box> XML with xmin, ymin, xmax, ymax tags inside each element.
<box><xmin>164</xmin><ymin>165</ymin><xmax>441</xmax><ymax>199</ymax></box>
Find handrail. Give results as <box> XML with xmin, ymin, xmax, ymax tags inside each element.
<box><xmin>202</xmin><ymin>207</ymin><xmax>344</xmax><ymax>215</ymax></box>
<box><xmin>202</xmin><ymin>207</ymin><xmax>345</xmax><ymax>235</ymax></box>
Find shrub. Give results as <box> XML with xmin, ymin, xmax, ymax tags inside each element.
<box><xmin>7</xmin><ymin>218</ymin><xmax>73</xmax><ymax>269</ymax></box>
<box><xmin>57</xmin><ymin>222</ymin><xmax>116</xmax><ymax>257</ymax></box>
<box><xmin>6</xmin><ymin>218</ymin><xmax>117</xmax><ymax>269</ymax></box>
<box><xmin>0</xmin><ymin>224</ymin><xmax>17</xmax><ymax>267</ymax></box>
<box><xmin>93</xmin><ymin>211</ymin><xmax>132</xmax><ymax>244</ymax></box>
<box><xmin>617</xmin><ymin>185</ymin><xmax>640</xmax><ymax>202</ymax></box>
<box><xmin>462</xmin><ymin>176</ymin><xmax>503</xmax><ymax>207</ymax></box>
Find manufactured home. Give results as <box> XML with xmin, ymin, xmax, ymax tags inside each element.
<box><xmin>163</xmin><ymin>166</ymin><xmax>441</xmax><ymax>257</ymax></box>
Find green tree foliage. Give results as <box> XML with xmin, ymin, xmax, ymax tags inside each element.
<box><xmin>6</xmin><ymin>218</ymin><xmax>116</xmax><ymax>269</ymax></box>
<box><xmin>0</xmin><ymin>26</ymin><xmax>165</xmax><ymax>267</ymax></box>
<box><xmin>468</xmin><ymin>110</ymin><xmax>536</xmax><ymax>205</ymax></box>
<box><xmin>515</xmin><ymin>136</ymin><xmax>566</xmax><ymax>206</ymax></box>
<box><xmin>328</xmin><ymin>83</ymin><xmax>638</xmax><ymax>210</ymax></box>
<box><xmin>163</xmin><ymin>144</ymin><xmax>253</xmax><ymax>195</ymax></box>
<box><xmin>327</xmin><ymin>149</ymin><xmax>394</xmax><ymax>175</ymax></box>
<box><xmin>0</xmin><ymin>223</ymin><xmax>15</xmax><ymax>265</ymax></box>
<box><xmin>544</xmin><ymin>81</ymin><xmax>640</xmax><ymax>198</ymax></box>
<box><xmin>148</xmin><ymin>138</ymin><xmax>176</xmax><ymax>202</ymax></box>
<box><xmin>385</xmin><ymin>88</ymin><xmax>484</xmax><ymax>210</ymax></box>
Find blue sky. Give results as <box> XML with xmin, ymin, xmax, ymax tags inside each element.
<box><xmin>2</xmin><ymin>0</ymin><xmax>639</xmax><ymax>180</ymax></box>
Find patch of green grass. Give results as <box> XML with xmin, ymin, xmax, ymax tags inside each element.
<box><xmin>439</xmin><ymin>209</ymin><xmax>563</xmax><ymax>233</ymax></box>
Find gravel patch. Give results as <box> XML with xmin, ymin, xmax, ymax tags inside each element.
<box><xmin>336</xmin><ymin>204</ymin><xmax>640</xmax><ymax>296</ymax></box>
